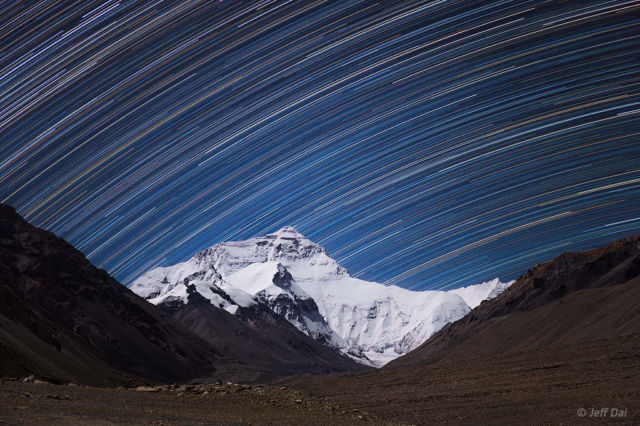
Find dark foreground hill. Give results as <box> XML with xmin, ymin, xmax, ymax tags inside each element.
<box><xmin>388</xmin><ymin>234</ymin><xmax>640</xmax><ymax>366</ymax></box>
<box><xmin>0</xmin><ymin>204</ymin><xmax>220</xmax><ymax>385</ymax></box>
<box><xmin>0</xmin><ymin>204</ymin><xmax>361</xmax><ymax>386</ymax></box>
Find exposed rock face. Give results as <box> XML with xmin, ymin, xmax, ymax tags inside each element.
<box><xmin>253</xmin><ymin>263</ymin><xmax>338</xmax><ymax>345</ymax></box>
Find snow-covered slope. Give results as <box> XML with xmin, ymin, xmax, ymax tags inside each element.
<box><xmin>298</xmin><ymin>276</ymin><xmax>471</xmax><ymax>365</ymax></box>
<box><xmin>130</xmin><ymin>261</ymin><xmax>254</xmax><ymax>315</ymax></box>
<box><xmin>449</xmin><ymin>278</ymin><xmax>513</xmax><ymax>309</ymax></box>
<box><xmin>131</xmin><ymin>226</ymin><xmax>512</xmax><ymax>366</ymax></box>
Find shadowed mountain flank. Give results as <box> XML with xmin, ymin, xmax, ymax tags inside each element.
<box><xmin>0</xmin><ymin>204</ymin><xmax>362</xmax><ymax>385</ymax></box>
<box><xmin>389</xmin><ymin>235</ymin><xmax>640</xmax><ymax>367</ymax></box>
<box><xmin>0</xmin><ymin>204</ymin><xmax>222</xmax><ymax>385</ymax></box>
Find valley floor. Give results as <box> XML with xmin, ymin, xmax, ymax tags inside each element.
<box><xmin>288</xmin><ymin>334</ymin><xmax>640</xmax><ymax>424</ymax></box>
<box><xmin>0</xmin><ymin>381</ymin><xmax>368</xmax><ymax>425</ymax></box>
<box><xmin>1</xmin><ymin>335</ymin><xmax>639</xmax><ymax>424</ymax></box>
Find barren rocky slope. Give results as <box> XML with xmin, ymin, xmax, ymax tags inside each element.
<box><xmin>388</xmin><ymin>234</ymin><xmax>640</xmax><ymax>366</ymax></box>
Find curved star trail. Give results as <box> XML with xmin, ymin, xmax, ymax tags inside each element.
<box><xmin>1</xmin><ymin>1</ymin><xmax>639</xmax><ymax>290</ymax></box>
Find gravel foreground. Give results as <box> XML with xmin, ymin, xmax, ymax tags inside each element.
<box><xmin>0</xmin><ymin>381</ymin><xmax>369</xmax><ymax>425</ymax></box>
<box><xmin>1</xmin><ymin>336</ymin><xmax>639</xmax><ymax>425</ymax></box>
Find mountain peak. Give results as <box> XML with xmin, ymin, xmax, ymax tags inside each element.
<box><xmin>269</xmin><ymin>225</ymin><xmax>305</xmax><ymax>239</ymax></box>
<box><xmin>131</xmin><ymin>219</ymin><xmax>512</xmax><ymax>366</ymax></box>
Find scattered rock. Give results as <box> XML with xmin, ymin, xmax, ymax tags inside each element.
<box><xmin>21</xmin><ymin>375</ymin><xmax>35</xmax><ymax>383</ymax></box>
<box><xmin>44</xmin><ymin>394</ymin><xmax>71</xmax><ymax>400</ymax></box>
<box><xmin>135</xmin><ymin>386</ymin><xmax>159</xmax><ymax>392</ymax></box>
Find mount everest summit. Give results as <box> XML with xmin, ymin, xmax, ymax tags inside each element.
<box><xmin>131</xmin><ymin>226</ymin><xmax>512</xmax><ymax>366</ymax></box>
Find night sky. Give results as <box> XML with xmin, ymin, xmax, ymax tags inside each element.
<box><xmin>1</xmin><ymin>1</ymin><xmax>639</xmax><ymax>290</ymax></box>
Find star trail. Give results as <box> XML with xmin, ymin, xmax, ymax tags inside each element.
<box><xmin>1</xmin><ymin>0</ymin><xmax>639</xmax><ymax>290</ymax></box>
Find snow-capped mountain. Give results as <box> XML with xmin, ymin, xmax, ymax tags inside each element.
<box><xmin>131</xmin><ymin>226</ymin><xmax>512</xmax><ymax>366</ymax></box>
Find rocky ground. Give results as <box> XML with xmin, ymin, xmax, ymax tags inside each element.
<box><xmin>1</xmin><ymin>336</ymin><xmax>639</xmax><ymax>424</ymax></box>
<box><xmin>0</xmin><ymin>380</ymin><xmax>371</xmax><ymax>425</ymax></box>
<box><xmin>288</xmin><ymin>335</ymin><xmax>640</xmax><ymax>424</ymax></box>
